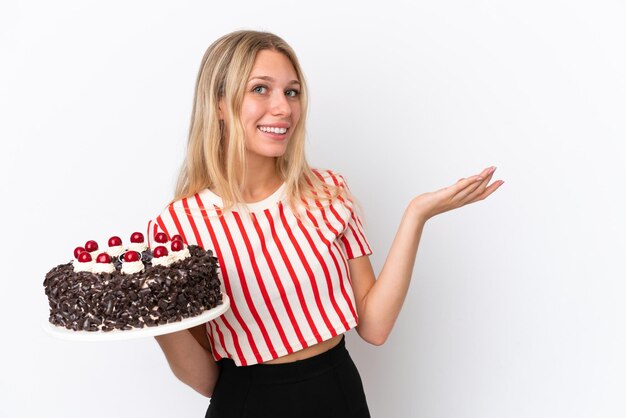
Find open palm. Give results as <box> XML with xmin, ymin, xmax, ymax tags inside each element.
<box><xmin>412</xmin><ymin>166</ymin><xmax>503</xmax><ymax>221</ymax></box>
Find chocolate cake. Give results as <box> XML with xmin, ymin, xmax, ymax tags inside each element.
<box><xmin>43</xmin><ymin>232</ymin><xmax>223</xmax><ymax>332</ymax></box>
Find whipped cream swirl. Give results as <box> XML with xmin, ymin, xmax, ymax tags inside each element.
<box><xmin>170</xmin><ymin>246</ymin><xmax>191</xmax><ymax>262</ymax></box>
<box><xmin>73</xmin><ymin>260</ymin><xmax>94</xmax><ymax>273</ymax></box>
<box><xmin>92</xmin><ymin>263</ymin><xmax>116</xmax><ymax>274</ymax></box>
<box><xmin>152</xmin><ymin>255</ymin><xmax>173</xmax><ymax>267</ymax></box>
<box><xmin>128</xmin><ymin>242</ymin><xmax>148</xmax><ymax>252</ymax></box>
<box><xmin>106</xmin><ymin>245</ymin><xmax>124</xmax><ymax>257</ymax></box>
<box><xmin>121</xmin><ymin>260</ymin><xmax>145</xmax><ymax>275</ymax></box>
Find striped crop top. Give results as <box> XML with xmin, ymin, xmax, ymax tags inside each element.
<box><xmin>147</xmin><ymin>170</ymin><xmax>372</xmax><ymax>366</ymax></box>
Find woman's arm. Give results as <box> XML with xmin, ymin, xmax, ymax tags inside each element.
<box><xmin>352</xmin><ymin>166</ymin><xmax>503</xmax><ymax>345</ymax></box>
<box><xmin>154</xmin><ymin>324</ymin><xmax>219</xmax><ymax>397</ymax></box>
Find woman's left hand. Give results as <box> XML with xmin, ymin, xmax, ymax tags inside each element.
<box><xmin>409</xmin><ymin>166</ymin><xmax>503</xmax><ymax>221</ymax></box>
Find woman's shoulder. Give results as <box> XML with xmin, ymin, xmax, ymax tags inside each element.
<box><xmin>178</xmin><ymin>186</ymin><xmax>222</xmax><ymax>207</ymax></box>
<box><xmin>310</xmin><ymin>167</ymin><xmax>349</xmax><ymax>188</ymax></box>
<box><xmin>149</xmin><ymin>189</ymin><xmax>215</xmax><ymax>227</ymax></box>
<box><xmin>146</xmin><ymin>188</ymin><xmax>219</xmax><ymax>247</ymax></box>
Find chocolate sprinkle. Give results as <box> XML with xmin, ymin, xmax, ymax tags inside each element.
<box><xmin>43</xmin><ymin>246</ymin><xmax>222</xmax><ymax>332</ymax></box>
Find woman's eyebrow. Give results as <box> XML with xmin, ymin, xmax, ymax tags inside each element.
<box><xmin>248</xmin><ymin>75</ymin><xmax>300</xmax><ymax>85</ymax></box>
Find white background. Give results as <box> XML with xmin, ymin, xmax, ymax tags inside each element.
<box><xmin>1</xmin><ymin>1</ymin><xmax>625</xmax><ymax>417</ymax></box>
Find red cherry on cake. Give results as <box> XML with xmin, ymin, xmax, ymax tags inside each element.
<box><xmin>154</xmin><ymin>232</ymin><xmax>168</xmax><ymax>244</ymax></box>
<box><xmin>171</xmin><ymin>234</ymin><xmax>183</xmax><ymax>242</ymax></box>
<box><xmin>171</xmin><ymin>240</ymin><xmax>184</xmax><ymax>252</ymax></box>
<box><xmin>130</xmin><ymin>232</ymin><xmax>145</xmax><ymax>243</ymax></box>
<box><xmin>153</xmin><ymin>246</ymin><xmax>169</xmax><ymax>258</ymax></box>
<box><xmin>74</xmin><ymin>246</ymin><xmax>86</xmax><ymax>259</ymax></box>
<box><xmin>78</xmin><ymin>252</ymin><xmax>92</xmax><ymax>263</ymax></box>
<box><xmin>124</xmin><ymin>251</ymin><xmax>140</xmax><ymax>262</ymax></box>
<box><xmin>96</xmin><ymin>253</ymin><xmax>111</xmax><ymax>263</ymax></box>
<box><xmin>108</xmin><ymin>236</ymin><xmax>122</xmax><ymax>247</ymax></box>
<box><xmin>85</xmin><ymin>240</ymin><xmax>99</xmax><ymax>252</ymax></box>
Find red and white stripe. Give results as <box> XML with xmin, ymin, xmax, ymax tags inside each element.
<box><xmin>147</xmin><ymin>170</ymin><xmax>372</xmax><ymax>366</ymax></box>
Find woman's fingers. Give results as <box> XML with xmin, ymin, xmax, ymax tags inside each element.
<box><xmin>468</xmin><ymin>178</ymin><xmax>504</xmax><ymax>203</ymax></box>
<box><xmin>461</xmin><ymin>167</ymin><xmax>504</xmax><ymax>205</ymax></box>
<box><xmin>450</xmin><ymin>167</ymin><xmax>495</xmax><ymax>204</ymax></box>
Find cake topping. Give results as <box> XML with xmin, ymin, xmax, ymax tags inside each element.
<box><xmin>124</xmin><ymin>251</ymin><xmax>140</xmax><ymax>262</ymax></box>
<box><xmin>154</xmin><ymin>232</ymin><xmax>168</xmax><ymax>244</ymax></box>
<box><xmin>152</xmin><ymin>245</ymin><xmax>173</xmax><ymax>267</ymax></box>
<box><xmin>170</xmin><ymin>239</ymin><xmax>191</xmax><ymax>262</ymax></box>
<box><xmin>171</xmin><ymin>240</ymin><xmax>184</xmax><ymax>252</ymax></box>
<box><xmin>78</xmin><ymin>252</ymin><xmax>93</xmax><ymax>263</ymax></box>
<box><xmin>128</xmin><ymin>232</ymin><xmax>147</xmax><ymax>252</ymax></box>
<box><xmin>93</xmin><ymin>252</ymin><xmax>115</xmax><ymax>274</ymax></box>
<box><xmin>73</xmin><ymin>251</ymin><xmax>94</xmax><ymax>273</ymax></box>
<box><xmin>96</xmin><ymin>253</ymin><xmax>111</xmax><ymax>263</ymax></box>
<box><xmin>93</xmin><ymin>263</ymin><xmax>115</xmax><ymax>274</ymax></box>
<box><xmin>171</xmin><ymin>234</ymin><xmax>184</xmax><ymax>242</ymax></box>
<box><xmin>73</xmin><ymin>246</ymin><xmax>86</xmax><ymax>259</ymax></box>
<box><xmin>153</xmin><ymin>246</ymin><xmax>168</xmax><ymax>258</ymax></box>
<box><xmin>130</xmin><ymin>232</ymin><xmax>144</xmax><ymax>243</ymax></box>
<box><xmin>121</xmin><ymin>250</ymin><xmax>144</xmax><ymax>275</ymax></box>
<box><xmin>108</xmin><ymin>236</ymin><xmax>122</xmax><ymax>247</ymax></box>
<box><xmin>106</xmin><ymin>235</ymin><xmax>124</xmax><ymax>257</ymax></box>
<box><xmin>85</xmin><ymin>240</ymin><xmax>99</xmax><ymax>253</ymax></box>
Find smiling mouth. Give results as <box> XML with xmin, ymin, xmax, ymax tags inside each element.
<box><xmin>258</xmin><ymin>126</ymin><xmax>289</xmax><ymax>134</ymax></box>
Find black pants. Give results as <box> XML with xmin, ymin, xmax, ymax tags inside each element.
<box><xmin>206</xmin><ymin>336</ymin><xmax>370</xmax><ymax>418</ymax></box>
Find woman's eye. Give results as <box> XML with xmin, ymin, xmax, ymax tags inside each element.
<box><xmin>285</xmin><ymin>89</ymin><xmax>299</xmax><ymax>97</ymax></box>
<box><xmin>253</xmin><ymin>85</ymin><xmax>267</xmax><ymax>94</ymax></box>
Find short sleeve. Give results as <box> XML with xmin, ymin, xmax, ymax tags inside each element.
<box><xmin>146</xmin><ymin>218</ymin><xmax>164</xmax><ymax>249</ymax></box>
<box><xmin>332</xmin><ymin>173</ymin><xmax>373</xmax><ymax>260</ymax></box>
<box><xmin>338</xmin><ymin>201</ymin><xmax>372</xmax><ymax>259</ymax></box>
<box><xmin>145</xmin><ymin>211</ymin><xmax>177</xmax><ymax>249</ymax></box>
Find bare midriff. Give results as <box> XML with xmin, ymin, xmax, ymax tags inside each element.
<box><xmin>262</xmin><ymin>334</ymin><xmax>343</xmax><ymax>364</ymax></box>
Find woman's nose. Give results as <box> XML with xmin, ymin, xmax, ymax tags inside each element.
<box><xmin>270</xmin><ymin>92</ymin><xmax>291</xmax><ymax>116</ymax></box>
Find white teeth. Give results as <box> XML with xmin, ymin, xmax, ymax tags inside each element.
<box><xmin>258</xmin><ymin>126</ymin><xmax>288</xmax><ymax>134</ymax></box>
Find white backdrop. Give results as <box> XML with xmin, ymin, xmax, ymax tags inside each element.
<box><xmin>1</xmin><ymin>1</ymin><xmax>625</xmax><ymax>417</ymax></box>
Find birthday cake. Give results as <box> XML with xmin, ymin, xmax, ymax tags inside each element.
<box><xmin>43</xmin><ymin>232</ymin><xmax>222</xmax><ymax>332</ymax></box>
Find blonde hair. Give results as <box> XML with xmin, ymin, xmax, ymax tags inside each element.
<box><xmin>174</xmin><ymin>30</ymin><xmax>347</xmax><ymax>213</ymax></box>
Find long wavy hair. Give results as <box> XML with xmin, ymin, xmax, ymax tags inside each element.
<box><xmin>174</xmin><ymin>30</ymin><xmax>347</xmax><ymax>214</ymax></box>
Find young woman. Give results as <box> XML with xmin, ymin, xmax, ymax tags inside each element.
<box><xmin>150</xmin><ymin>30</ymin><xmax>503</xmax><ymax>418</ymax></box>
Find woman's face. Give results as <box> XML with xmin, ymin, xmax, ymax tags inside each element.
<box><xmin>233</xmin><ymin>49</ymin><xmax>302</xmax><ymax>164</ymax></box>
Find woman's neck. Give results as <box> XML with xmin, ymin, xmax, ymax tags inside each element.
<box><xmin>242</xmin><ymin>159</ymin><xmax>283</xmax><ymax>203</ymax></box>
